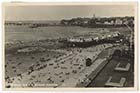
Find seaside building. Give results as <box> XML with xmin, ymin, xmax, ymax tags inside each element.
<box><xmin>115</xmin><ymin>18</ymin><xmax>123</xmax><ymax>25</ymax></box>
<box><xmin>61</xmin><ymin>31</ymin><xmax>122</xmax><ymax>48</ymax></box>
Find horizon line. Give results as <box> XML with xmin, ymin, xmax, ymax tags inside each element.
<box><xmin>5</xmin><ymin>15</ymin><xmax>134</xmax><ymax>21</ymax></box>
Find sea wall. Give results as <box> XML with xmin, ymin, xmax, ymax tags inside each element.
<box><xmin>60</xmin><ymin>48</ymin><xmax>115</xmax><ymax>87</ymax></box>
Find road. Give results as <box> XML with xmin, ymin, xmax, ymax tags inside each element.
<box><xmin>87</xmin><ymin>55</ymin><xmax>134</xmax><ymax>87</ymax></box>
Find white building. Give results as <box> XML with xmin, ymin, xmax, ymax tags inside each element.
<box><xmin>115</xmin><ymin>19</ymin><xmax>123</xmax><ymax>25</ymax></box>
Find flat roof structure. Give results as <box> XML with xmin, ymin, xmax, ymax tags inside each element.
<box><xmin>105</xmin><ymin>76</ymin><xmax>126</xmax><ymax>87</ymax></box>
<box><xmin>114</xmin><ymin>63</ymin><xmax>131</xmax><ymax>72</ymax></box>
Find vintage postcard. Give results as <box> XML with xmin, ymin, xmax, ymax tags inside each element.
<box><xmin>2</xmin><ymin>2</ymin><xmax>138</xmax><ymax>91</ymax></box>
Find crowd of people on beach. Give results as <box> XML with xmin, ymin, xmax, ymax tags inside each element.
<box><xmin>5</xmin><ymin>42</ymin><xmax>117</xmax><ymax>88</ymax></box>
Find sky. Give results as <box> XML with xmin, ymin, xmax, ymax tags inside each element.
<box><xmin>4</xmin><ymin>5</ymin><xmax>135</xmax><ymax>21</ymax></box>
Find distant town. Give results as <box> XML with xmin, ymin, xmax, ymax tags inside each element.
<box><xmin>60</xmin><ymin>15</ymin><xmax>134</xmax><ymax>27</ymax></box>
<box><xmin>5</xmin><ymin>15</ymin><xmax>134</xmax><ymax>28</ymax></box>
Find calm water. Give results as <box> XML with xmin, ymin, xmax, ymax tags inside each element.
<box><xmin>5</xmin><ymin>25</ymin><xmax>128</xmax><ymax>42</ymax></box>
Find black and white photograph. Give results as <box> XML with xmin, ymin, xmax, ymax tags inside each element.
<box><xmin>3</xmin><ymin>2</ymin><xmax>138</xmax><ymax>90</ymax></box>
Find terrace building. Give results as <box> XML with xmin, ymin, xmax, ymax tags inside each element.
<box><xmin>104</xmin><ymin>21</ymin><xmax>112</xmax><ymax>25</ymax></box>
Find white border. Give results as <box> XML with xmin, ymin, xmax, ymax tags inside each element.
<box><xmin>0</xmin><ymin>0</ymin><xmax>139</xmax><ymax>93</ymax></box>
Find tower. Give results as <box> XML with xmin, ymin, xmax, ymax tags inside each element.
<box><xmin>92</xmin><ymin>14</ymin><xmax>95</xmax><ymax>19</ymax></box>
